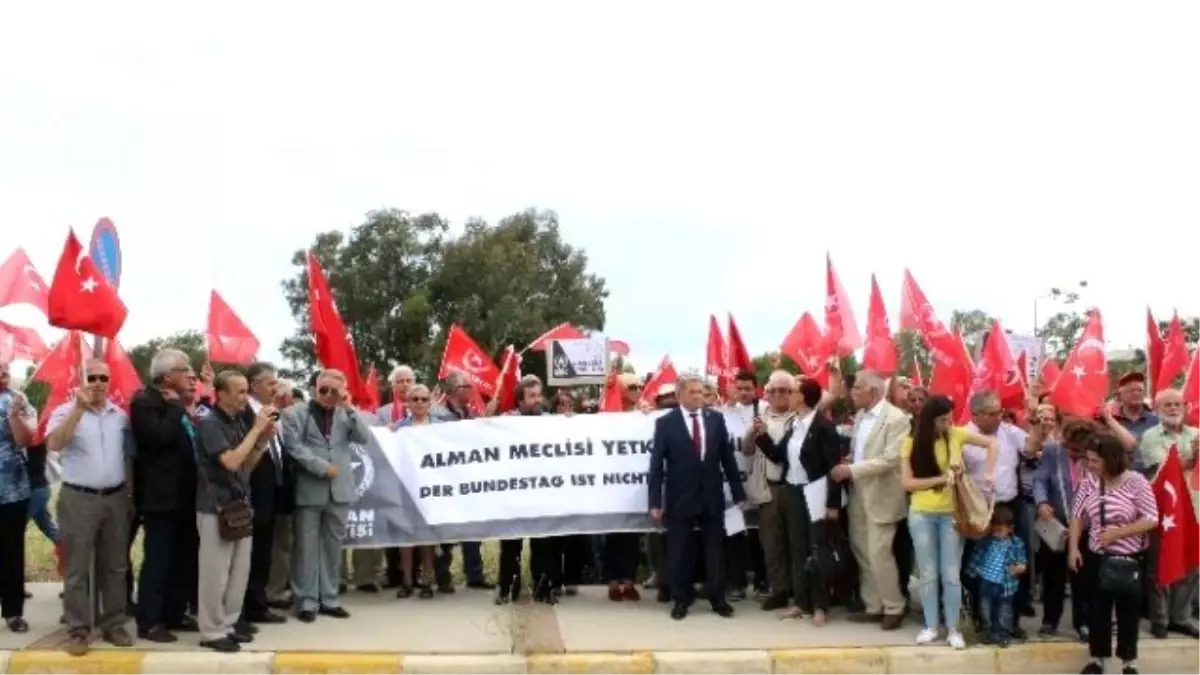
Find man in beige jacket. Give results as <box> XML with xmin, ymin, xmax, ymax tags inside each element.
<box><xmin>830</xmin><ymin>370</ymin><xmax>910</xmax><ymax>630</ymax></box>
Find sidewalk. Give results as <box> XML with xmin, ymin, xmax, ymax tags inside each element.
<box><xmin>1</xmin><ymin>583</ymin><xmax>1195</xmax><ymax>673</ymax></box>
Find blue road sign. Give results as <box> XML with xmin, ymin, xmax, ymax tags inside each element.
<box><xmin>88</xmin><ymin>217</ymin><xmax>122</xmax><ymax>290</ymax></box>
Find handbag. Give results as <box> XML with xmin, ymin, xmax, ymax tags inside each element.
<box><xmin>952</xmin><ymin>469</ymin><xmax>993</xmax><ymax>539</ymax></box>
<box><xmin>1095</xmin><ymin>482</ymin><xmax>1141</xmax><ymax>596</ymax></box>
<box><xmin>193</xmin><ymin>416</ymin><xmax>255</xmax><ymax>542</ymax></box>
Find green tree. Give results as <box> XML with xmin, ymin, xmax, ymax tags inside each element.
<box><xmin>950</xmin><ymin>309</ymin><xmax>991</xmax><ymax>357</ymax></box>
<box><xmin>125</xmin><ymin>330</ymin><xmax>211</xmax><ymax>387</ymax></box>
<box><xmin>279</xmin><ymin>209</ymin><xmax>448</xmax><ymax>381</ymax></box>
<box><xmin>1037</xmin><ymin>285</ymin><xmax>1089</xmax><ymax>360</ymax></box>
<box><xmin>428</xmin><ymin>209</ymin><xmax>608</xmax><ymax>361</ymax></box>
<box><xmin>895</xmin><ymin>329</ymin><xmax>931</xmax><ymax>383</ymax></box>
<box><xmin>280</xmin><ymin>207</ymin><xmax>609</xmax><ymax>384</ymax></box>
<box><xmin>22</xmin><ymin>365</ymin><xmax>48</xmax><ymax>412</ymax></box>
<box><xmin>749</xmin><ymin>352</ymin><xmax>858</xmax><ymax>387</ymax></box>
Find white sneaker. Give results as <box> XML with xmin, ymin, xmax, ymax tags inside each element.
<box><xmin>915</xmin><ymin>628</ymin><xmax>939</xmax><ymax>645</ymax></box>
<box><xmin>947</xmin><ymin>631</ymin><xmax>966</xmax><ymax>650</ymax></box>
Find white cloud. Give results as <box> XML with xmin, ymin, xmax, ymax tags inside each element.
<box><xmin>1</xmin><ymin>1</ymin><xmax>1196</xmax><ymax>377</ymax></box>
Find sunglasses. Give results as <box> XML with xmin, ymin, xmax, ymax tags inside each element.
<box><xmin>87</xmin><ymin>374</ymin><xmax>110</xmax><ymax>384</ymax></box>
<box><xmin>318</xmin><ymin>386</ymin><xmax>342</xmax><ymax>397</ymax></box>
<box><xmin>410</xmin><ymin>396</ymin><xmax>430</xmax><ymax>403</ymax></box>
<box><xmin>627</xmin><ymin>384</ymin><xmax>643</xmax><ymax>391</ymax></box>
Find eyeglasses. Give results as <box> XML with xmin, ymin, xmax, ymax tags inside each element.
<box><xmin>318</xmin><ymin>386</ymin><xmax>342</xmax><ymax>397</ymax></box>
<box><xmin>87</xmin><ymin>374</ymin><xmax>110</xmax><ymax>384</ymax></box>
<box><xmin>410</xmin><ymin>397</ymin><xmax>430</xmax><ymax>403</ymax></box>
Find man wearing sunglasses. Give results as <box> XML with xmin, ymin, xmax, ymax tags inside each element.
<box><xmin>47</xmin><ymin>359</ymin><xmax>135</xmax><ymax>655</ymax></box>
<box><xmin>282</xmin><ymin>369</ymin><xmax>370</xmax><ymax>623</ymax></box>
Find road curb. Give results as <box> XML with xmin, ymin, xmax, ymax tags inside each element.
<box><xmin>0</xmin><ymin>641</ymin><xmax>1194</xmax><ymax>673</ymax></box>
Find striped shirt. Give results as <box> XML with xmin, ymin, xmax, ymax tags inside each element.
<box><xmin>1071</xmin><ymin>470</ymin><xmax>1158</xmax><ymax>556</ymax></box>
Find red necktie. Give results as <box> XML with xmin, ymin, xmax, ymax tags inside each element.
<box><xmin>690</xmin><ymin>412</ymin><xmax>702</xmax><ymax>457</ymax></box>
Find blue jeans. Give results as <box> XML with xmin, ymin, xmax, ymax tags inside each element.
<box><xmin>979</xmin><ymin>580</ymin><xmax>1015</xmax><ymax>640</ymax></box>
<box><xmin>27</xmin><ymin>486</ymin><xmax>58</xmax><ymax>542</ymax></box>
<box><xmin>909</xmin><ymin>511</ymin><xmax>963</xmax><ymax>631</ymax></box>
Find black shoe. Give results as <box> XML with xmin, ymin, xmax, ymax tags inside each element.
<box><xmin>267</xmin><ymin>598</ymin><xmax>292</xmax><ymax>610</ymax></box>
<box><xmin>248</xmin><ymin>611</ymin><xmax>286</xmax><ymax>624</ymax></box>
<box><xmin>318</xmin><ymin>605</ymin><xmax>350</xmax><ymax>619</ymax></box>
<box><xmin>1012</xmin><ymin>626</ymin><xmax>1027</xmax><ymax>641</ymax></box>
<box><xmin>534</xmin><ymin>594</ymin><xmax>558</xmax><ymax>606</ymax></box>
<box><xmin>233</xmin><ymin>620</ymin><xmax>258</xmax><ymax>635</ymax></box>
<box><xmin>228</xmin><ymin>630</ymin><xmax>254</xmax><ymax>644</ymax></box>
<box><xmin>1020</xmin><ymin>605</ymin><xmax>1037</xmax><ymax>617</ymax></box>
<box><xmin>670</xmin><ymin>602</ymin><xmax>688</xmax><ymax>620</ymax></box>
<box><xmin>419</xmin><ymin>586</ymin><xmax>434</xmax><ymax>599</ymax></box>
<box><xmin>1168</xmin><ymin>622</ymin><xmax>1200</xmax><ymax>638</ymax></box>
<box><xmin>494</xmin><ymin>595</ymin><xmax>511</xmax><ymax>606</ymax></box>
<box><xmin>1038</xmin><ymin>624</ymin><xmax>1057</xmax><ymax>638</ymax></box>
<box><xmin>296</xmin><ymin>610</ymin><xmax>316</xmax><ymax>623</ymax></box>
<box><xmin>168</xmin><ymin>615</ymin><xmax>200</xmax><ymax>632</ymax></box>
<box><xmin>396</xmin><ymin>585</ymin><xmax>414</xmax><ymax>599</ymax></box>
<box><xmin>1121</xmin><ymin>666</ymin><xmax>1138</xmax><ymax>675</ymax></box>
<box><xmin>711</xmin><ymin>602</ymin><xmax>734</xmax><ymax>618</ymax></box>
<box><xmin>656</xmin><ymin>589</ymin><xmax>670</xmax><ymax>604</ymax></box>
<box><xmin>466</xmin><ymin>580</ymin><xmax>496</xmax><ymax>590</ymax></box>
<box><xmin>1151</xmin><ymin>624</ymin><xmax>1169</xmax><ymax>639</ymax></box>
<box><xmin>1079</xmin><ymin>662</ymin><xmax>1103</xmax><ymax>675</ymax></box>
<box><xmin>760</xmin><ymin>593</ymin><xmax>789</xmax><ymax>611</ymax></box>
<box><xmin>22</xmin><ymin>591</ymin><xmax>31</xmax><ymax>599</ymax></box>
<box><xmin>138</xmin><ymin>625</ymin><xmax>178</xmax><ymax>643</ymax></box>
<box><xmin>338</xmin><ymin>583</ymin><xmax>347</xmax><ymax>594</ymax></box>
<box><xmin>200</xmin><ymin>637</ymin><xmax>241</xmax><ymax>653</ymax></box>
<box><xmin>357</xmin><ymin>584</ymin><xmax>379</xmax><ymax>594</ymax></box>
<box><xmin>437</xmin><ymin>583</ymin><xmax>456</xmax><ymax>594</ymax></box>
<box><xmin>6</xmin><ymin>617</ymin><xmax>28</xmax><ymax>633</ymax></box>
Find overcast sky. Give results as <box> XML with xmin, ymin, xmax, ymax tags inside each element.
<box><xmin>1</xmin><ymin>1</ymin><xmax>1196</xmax><ymax>376</ymax></box>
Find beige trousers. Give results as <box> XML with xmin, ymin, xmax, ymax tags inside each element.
<box><xmin>848</xmin><ymin>489</ymin><xmax>905</xmax><ymax>616</ymax></box>
<box><xmin>197</xmin><ymin>513</ymin><xmax>253</xmax><ymax>642</ymax></box>
<box><xmin>341</xmin><ymin>548</ymin><xmax>382</xmax><ymax>587</ymax></box>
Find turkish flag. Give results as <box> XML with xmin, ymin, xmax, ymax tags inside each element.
<box><xmin>726</xmin><ymin>314</ymin><xmax>754</xmax><ymax>376</ymax></box>
<box><xmin>1146</xmin><ymin>308</ymin><xmax>1166</xmax><ymax>396</ymax></box>
<box><xmin>103</xmin><ymin>338</ymin><xmax>143</xmax><ymax>411</ymax></box>
<box><xmin>608</xmin><ymin>340</ymin><xmax>631</xmax><ymax>357</ymax></box>
<box><xmin>1182</xmin><ymin>349</ymin><xmax>1198</xmax><ymax>427</ymax></box>
<box><xmin>0</xmin><ymin>320</ymin><xmax>50</xmax><ymax>363</ymax></box>
<box><xmin>207</xmin><ymin>290</ymin><xmax>260</xmax><ymax>365</ymax></box>
<box><xmin>306</xmin><ymin>252</ymin><xmax>366</xmax><ymax>405</ymax></box>
<box><xmin>1050</xmin><ymin>310</ymin><xmax>1109</xmax><ymax>418</ymax></box>
<box><xmin>972</xmin><ymin>320</ymin><xmax>1025</xmax><ymax>410</ymax></box>
<box><xmin>47</xmin><ymin>230</ymin><xmax>127</xmax><ymax>338</ymax></box>
<box><xmin>781</xmin><ymin>312</ymin><xmax>830</xmax><ymax>388</ymax></box>
<box><xmin>527</xmin><ymin>322</ymin><xmax>585</xmax><ymax>351</ymax></box>
<box><xmin>860</xmin><ymin>274</ymin><xmax>897</xmax><ymax>376</ymax></box>
<box><xmin>437</xmin><ymin>324</ymin><xmax>501</xmax><ymax>398</ymax></box>
<box><xmin>706</xmin><ymin>315</ymin><xmax>731</xmax><ymax>388</ymax></box>
<box><xmin>30</xmin><ymin>331</ymin><xmax>84</xmax><ymax>444</ymax></box>
<box><xmin>0</xmin><ymin>248</ymin><xmax>50</xmax><ymax>313</ymax></box>
<box><xmin>1157</xmin><ymin>313</ymin><xmax>1189</xmax><ymax>393</ymax></box>
<box><xmin>361</xmin><ymin>366</ymin><xmax>381</xmax><ymax>413</ymax></box>
<box><xmin>823</xmin><ymin>254</ymin><xmax>862</xmax><ymax>358</ymax></box>
<box><xmin>1040</xmin><ymin>358</ymin><xmax>1062</xmax><ymax>393</ymax></box>
<box><xmin>639</xmin><ymin>355</ymin><xmax>679</xmax><ymax>406</ymax></box>
<box><xmin>493</xmin><ymin>346</ymin><xmax>521</xmax><ymax>414</ymax></box>
<box><xmin>900</xmin><ymin>270</ymin><xmax>974</xmax><ymax>420</ymax></box>
<box><xmin>1151</xmin><ymin>446</ymin><xmax>1199</xmax><ymax>588</ymax></box>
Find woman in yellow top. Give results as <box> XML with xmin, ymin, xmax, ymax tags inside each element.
<box><xmin>901</xmin><ymin>395</ymin><xmax>998</xmax><ymax>650</ymax></box>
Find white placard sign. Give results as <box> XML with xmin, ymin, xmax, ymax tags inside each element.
<box><xmin>547</xmin><ymin>337</ymin><xmax>607</xmax><ymax>385</ymax></box>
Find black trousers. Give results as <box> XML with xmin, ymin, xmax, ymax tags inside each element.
<box><xmin>666</xmin><ymin>509</ymin><xmax>725</xmax><ymax>605</ymax></box>
<box><xmin>242</xmin><ymin>512</ymin><xmax>276</xmax><ymax>618</ymax></box>
<box><xmin>1089</xmin><ymin>563</ymin><xmax>1142</xmax><ymax>661</ymax></box>
<box><xmin>497</xmin><ymin>539</ymin><xmax>523</xmax><ymax>597</ymax></box>
<box><xmin>604</xmin><ymin>532</ymin><xmax>640</xmax><ymax>582</ymax></box>
<box><xmin>785</xmin><ymin>484</ymin><xmax>830</xmax><ymax>612</ymax></box>
<box><xmin>893</xmin><ymin>517</ymin><xmax>913</xmax><ymax>601</ymax></box>
<box><xmin>0</xmin><ymin>500</ymin><xmax>27</xmax><ymax>619</ymax></box>
<box><xmin>1042</xmin><ymin>545</ymin><xmax>1093</xmax><ymax>632</ymax></box>
<box><xmin>530</xmin><ymin>537</ymin><xmax>564</xmax><ymax>598</ymax></box>
<box><xmin>136</xmin><ymin>511</ymin><xmax>197</xmax><ymax>631</ymax></box>
<box><xmin>561</xmin><ymin>535</ymin><xmax>588</xmax><ymax>586</ymax></box>
<box><xmin>384</xmin><ymin>547</ymin><xmax>403</xmax><ymax>586</ymax></box>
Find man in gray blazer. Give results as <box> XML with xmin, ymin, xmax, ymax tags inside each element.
<box><xmin>281</xmin><ymin>369</ymin><xmax>369</xmax><ymax>622</ymax></box>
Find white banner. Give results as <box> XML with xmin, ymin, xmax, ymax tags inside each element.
<box><xmin>547</xmin><ymin>337</ymin><xmax>607</xmax><ymax>385</ymax></box>
<box><xmin>350</xmin><ymin>406</ymin><xmax>759</xmax><ymax>546</ymax></box>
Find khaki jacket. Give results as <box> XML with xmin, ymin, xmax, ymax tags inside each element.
<box><xmin>848</xmin><ymin>400</ymin><xmax>910</xmax><ymax>523</ymax></box>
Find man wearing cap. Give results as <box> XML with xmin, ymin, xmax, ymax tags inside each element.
<box><xmin>1112</xmin><ymin>372</ymin><xmax>1160</xmax><ymax>472</ymax></box>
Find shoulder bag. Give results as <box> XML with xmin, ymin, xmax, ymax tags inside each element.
<box><xmin>952</xmin><ymin>469</ymin><xmax>993</xmax><ymax>539</ymax></box>
<box><xmin>1095</xmin><ymin>480</ymin><xmax>1141</xmax><ymax>597</ymax></box>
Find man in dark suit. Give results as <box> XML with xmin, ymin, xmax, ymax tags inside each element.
<box><xmin>648</xmin><ymin>374</ymin><xmax>746</xmax><ymax>620</ymax></box>
<box><xmin>239</xmin><ymin>363</ymin><xmax>288</xmax><ymax>625</ymax></box>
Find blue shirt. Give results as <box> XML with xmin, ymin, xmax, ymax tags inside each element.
<box><xmin>968</xmin><ymin>535</ymin><xmax>1027</xmax><ymax>597</ymax></box>
<box><xmin>48</xmin><ymin>400</ymin><xmax>128</xmax><ymax>490</ymax></box>
<box><xmin>0</xmin><ymin>389</ymin><xmax>32</xmax><ymax>505</ymax></box>
<box><xmin>1117</xmin><ymin>407</ymin><xmax>1160</xmax><ymax>472</ymax></box>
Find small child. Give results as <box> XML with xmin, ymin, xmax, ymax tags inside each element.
<box><xmin>966</xmin><ymin>505</ymin><xmax>1028</xmax><ymax>647</ymax></box>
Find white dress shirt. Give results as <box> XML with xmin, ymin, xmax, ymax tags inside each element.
<box><xmin>785</xmin><ymin>412</ymin><xmax>816</xmax><ymax>486</ymax></box>
<box><xmin>963</xmin><ymin>421</ymin><xmax>1027</xmax><ymax>502</ymax></box>
<box><xmin>853</xmin><ymin>400</ymin><xmax>885</xmax><ymax>463</ymax></box>
<box><xmin>680</xmin><ymin>406</ymin><xmax>707</xmax><ymax>459</ymax></box>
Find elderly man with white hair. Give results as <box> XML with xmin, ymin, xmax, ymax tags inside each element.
<box><xmin>829</xmin><ymin>369</ymin><xmax>911</xmax><ymax>630</ymax></box>
<box><xmin>129</xmin><ymin>347</ymin><xmax>203</xmax><ymax>642</ymax></box>
<box><xmin>371</xmin><ymin>365</ymin><xmax>417</xmax><ymax>589</ymax></box>
<box><xmin>743</xmin><ymin>370</ymin><xmax>798</xmax><ymax>611</ymax></box>
<box><xmin>1138</xmin><ymin>388</ymin><xmax>1199</xmax><ymax>638</ymax></box>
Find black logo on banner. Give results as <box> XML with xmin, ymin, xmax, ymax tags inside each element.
<box><xmin>550</xmin><ymin>341</ymin><xmax>578</xmax><ymax>378</ymax></box>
